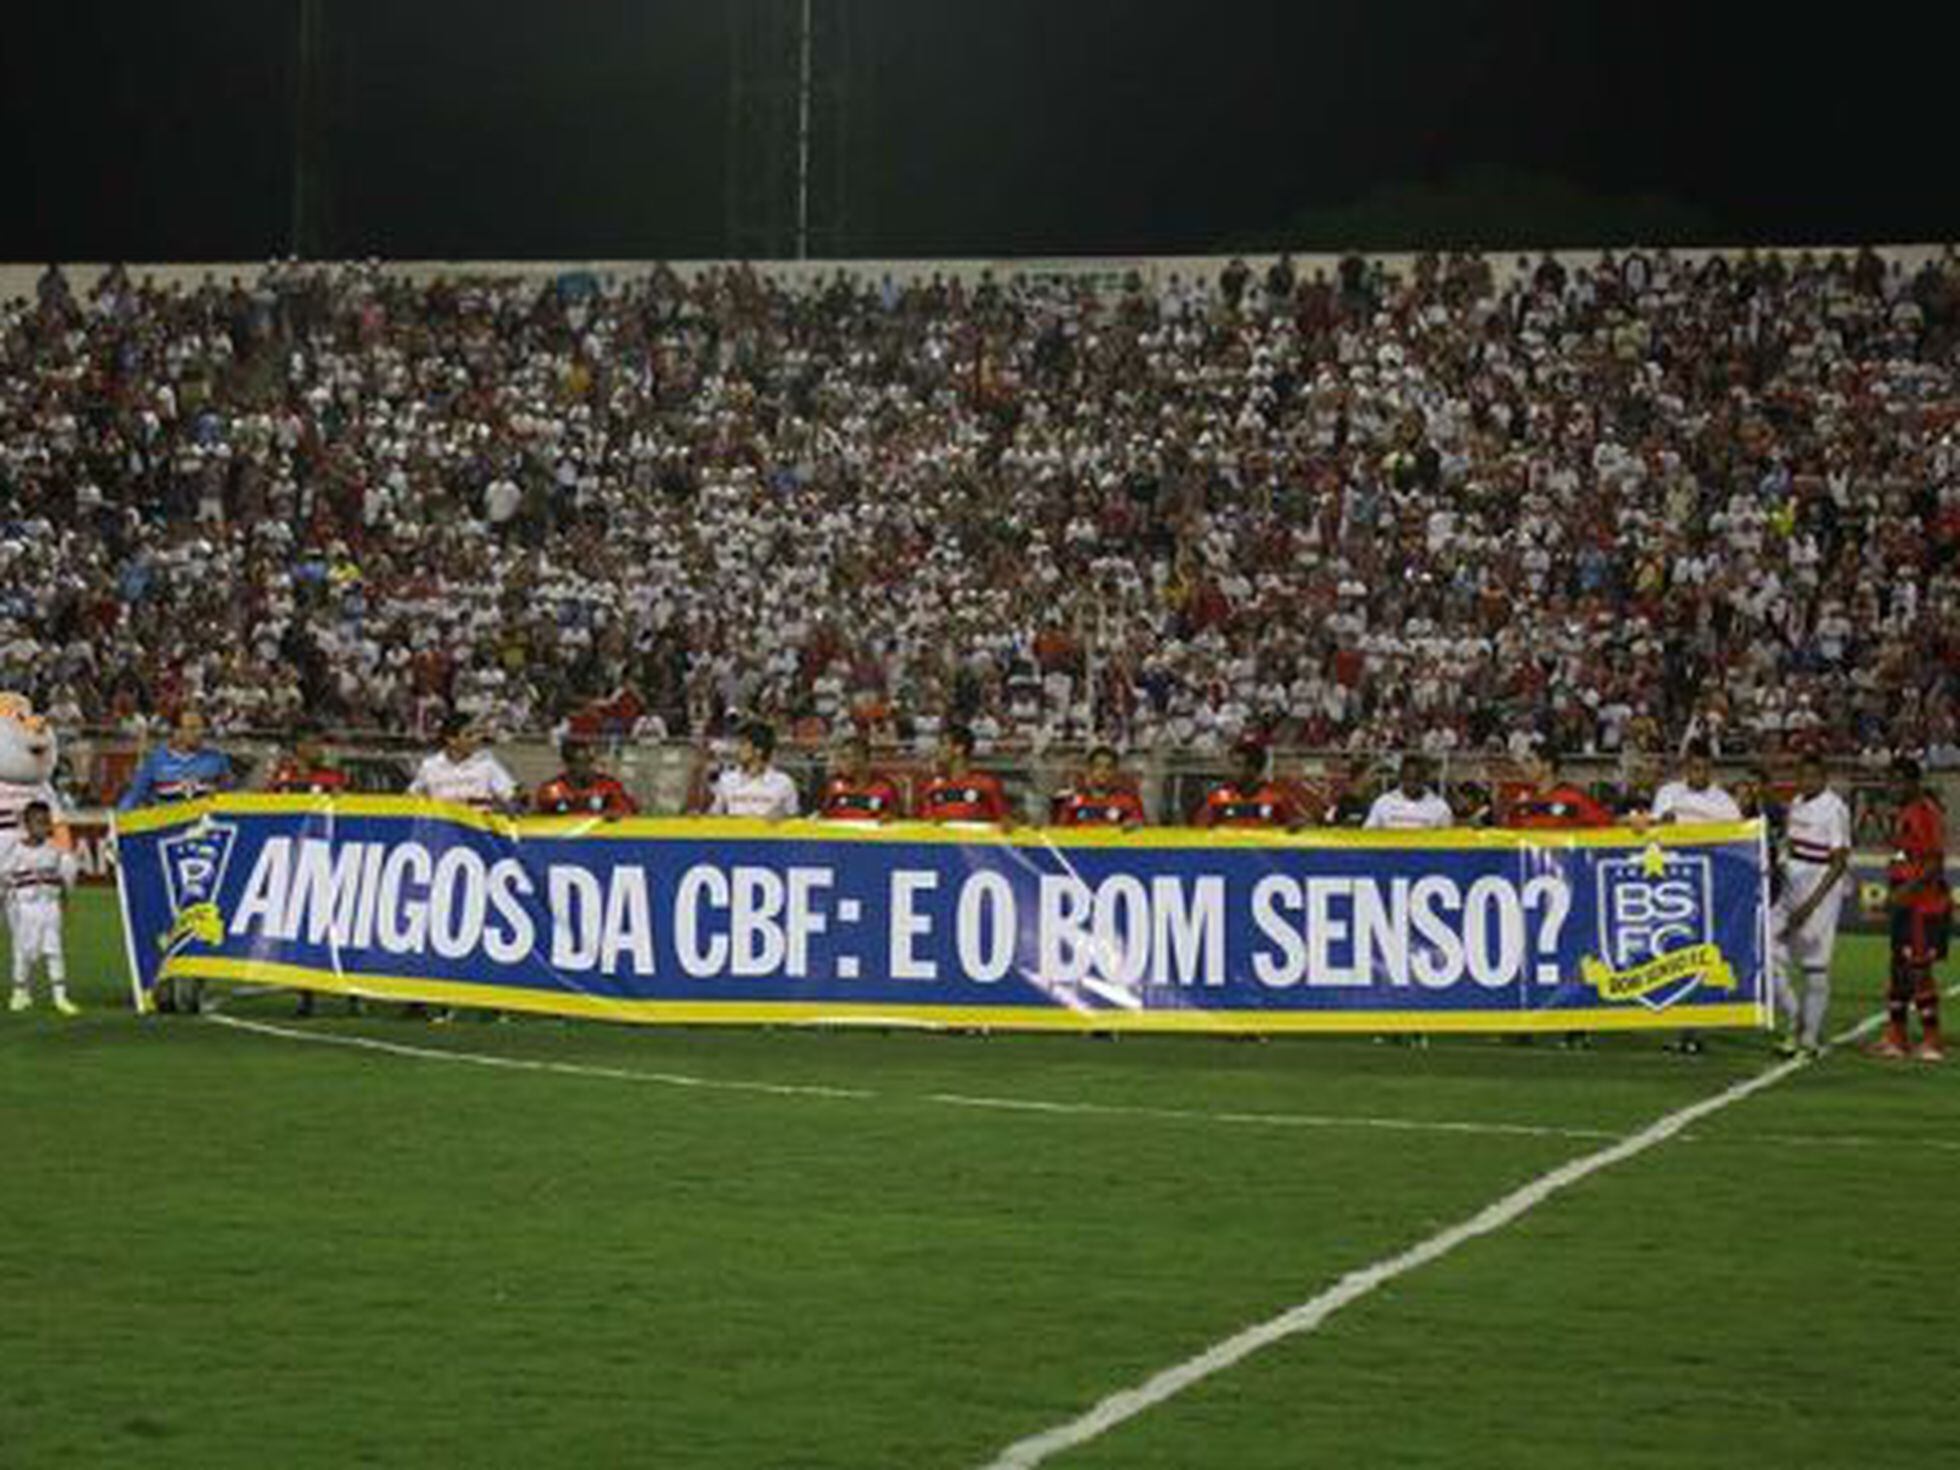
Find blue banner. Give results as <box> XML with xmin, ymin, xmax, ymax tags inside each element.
<box><xmin>113</xmin><ymin>798</ymin><xmax>1771</xmax><ymax>1032</ymax></box>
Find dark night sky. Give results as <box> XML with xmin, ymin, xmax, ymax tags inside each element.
<box><xmin>5</xmin><ymin>1</ymin><xmax>1956</xmax><ymax>261</ymax></box>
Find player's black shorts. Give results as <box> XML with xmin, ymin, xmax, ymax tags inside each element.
<box><xmin>1891</xmin><ymin>906</ymin><xmax>1953</xmax><ymax>964</ymax></box>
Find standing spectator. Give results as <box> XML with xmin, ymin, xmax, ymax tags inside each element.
<box><xmin>706</xmin><ymin>721</ymin><xmax>799</xmax><ymax>819</ymax></box>
<box><xmin>535</xmin><ymin>738</ymin><xmax>637</xmax><ymax>817</ymax></box>
<box><xmin>1873</xmin><ymin>756</ymin><xmax>1949</xmax><ymax>1061</ymax></box>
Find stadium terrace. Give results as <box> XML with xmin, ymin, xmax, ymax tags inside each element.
<box><xmin>1</xmin><ymin>247</ymin><xmax>1957</xmax><ymax>768</ymax></box>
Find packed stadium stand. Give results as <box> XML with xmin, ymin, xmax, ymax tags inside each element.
<box><xmin>3</xmin><ymin>246</ymin><xmax>1958</xmax><ymax>794</ymax></box>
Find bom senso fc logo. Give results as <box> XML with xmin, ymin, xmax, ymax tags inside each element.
<box><xmin>1583</xmin><ymin>845</ymin><xmax>1737</xmax><ymax>1011</ymax></box>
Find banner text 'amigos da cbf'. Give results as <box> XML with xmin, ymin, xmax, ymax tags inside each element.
<box><xmin>115</xmin><ymin>797</ymin><xmax>1771</xmax><ymax>1033</ymax></box>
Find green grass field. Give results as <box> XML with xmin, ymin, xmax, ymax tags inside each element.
<box><xmin>3</xmin><ymin>891</ymin><xmax>1957</xmax><ymax>1468</ymax></box>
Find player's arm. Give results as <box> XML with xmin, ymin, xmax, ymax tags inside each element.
<box><xmin>771</xmin><ymin>776</ymin><xmax>800</xmax><ymax>822</ymax></box>
<box><xmin>116</xmin><ymin>751</ymin><xmax>159</xmax><ymax>811</ymax></box>
<box><xmin>985</xmin><ymin>779</ymin><xmax>1014</xmax><ymax>829</ymax></box>
<box><xmin>489</xmin><ymin>759</ymin><xmax>523</xmax><ymax>814</ymax></box>
<box><xmin>1892</xmin><ymin>810</ymin><xmax>1946</xmax><ymax>904</ymax></box>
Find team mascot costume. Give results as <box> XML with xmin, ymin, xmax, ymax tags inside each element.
<box><xmin>0</xmin><ymin>693</ymin><xmax>62</xmax><ymax>856</ymax></box>
<box><xmin>0</xmin><ymin>694</ymin><xmax>67</xmax><ymax>1007</ymax></box>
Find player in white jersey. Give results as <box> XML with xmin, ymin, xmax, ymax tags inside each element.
<box><xmin>1363</xmin><ymin>754</ymin><xmax>1454</xmax><ymax>830</ymax></box>
<box><xmin>1647</xmin><ymin>740</ymin><xmax>1744</xmax><ymax>827</ymax></box>
<box><xmin>1645</xmin><ymin>740</ymin><xmax>1741</xmax><ymax>1055</ymax></box>
<box><xmin>1774</xmin><ymin>751</ymin><xmax>1852</xmax><ymax>1057</ymax></box>
<box><xmin>5</xmin><ymin>802</ymin><xmax>78</xmax><ymax>1015</ymax></box>
<box><xmin>0</xmin><ymin>693</ymin><xmax>61</xmax><ymax>897</ymax></box>
<box><xmin>408</xmin><ymin>718</ymin><xmax>519</xmax><ymax>809</ymax></box>
<box><xmin>708</xmin><ymin>722</ymin><xmax>800</xmax><ymax>819</ymax></box>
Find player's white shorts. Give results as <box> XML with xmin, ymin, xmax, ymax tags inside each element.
<box><xmin>1776</xmin><ymin>862</ymin><xmax>1844</xmax><ymax>972</ymax></box>
<box><xmin>10</xmin><ymin>903</ymin><xmax>64</xmax><ymax>977</ymax></box>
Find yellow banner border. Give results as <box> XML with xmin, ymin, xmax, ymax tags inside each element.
<box><xmin>164</xmin><ymin>956</ymin><xmax>1763</xmax><ymax>1034</ymax></box>
<box><xmin>114</xmin><ymin>793</ymin><xmax>1762</xmax><ymax>853</ymax></box>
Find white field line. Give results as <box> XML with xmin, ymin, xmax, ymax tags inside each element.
<box><xmin>923</xmin><ymin>1091</ymin><xmax>1618</xmax><ymax>1142</ymax></box>
<box><xmin>202</xmin><ymin>1013</ymin><xmax>875</xmax><ymax>1100</ymax></box>
<box><xmin>976</xmin><ymin>986</ymin><xmax>1957</xmax><ymax>1470</ymax></box>
<box><xmin>204</xmin><ymin>1013</ymin><xmax>1624</xmax><ymax>1143</ymax></box>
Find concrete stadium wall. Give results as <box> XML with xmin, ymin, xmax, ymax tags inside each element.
<box><xmin>2</xmin><ymin>242</ymin><xmax>1954</xmax><ymax>305</ymax></box>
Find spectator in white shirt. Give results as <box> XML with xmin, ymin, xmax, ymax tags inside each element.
<box><xmin>708</xmin><ymin>721</ymin><xmax>800</xmax><ymax>820</ymax></box>
<box><xmin>1364</xmin><ymin>754</ymin><xmax>1455</xmax><ymax>830</ymax></box>
<box><xmin>408</xmin><ymin>717</ymin><xmax>520</xmax><ymax>811</ymax></box>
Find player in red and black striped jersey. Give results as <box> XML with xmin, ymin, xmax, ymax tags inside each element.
<box><xmin>1504</xmin><ymin>747</ymin><xmax>1615</xmax><ymax>830</ymax></box>
<box><xmin>535</xmin><ymin>739</ymin><xmax>638</xmax><ymax>818</ymax></box>
<box><xmin>268</xmin><ymin>724</ymin><xmax>356</xmax><ymax>1018</ymax></box>
<box><xmin>915</xmin><ymin>724</ymin><xmax>1011</xmax><ymax>824</ymax></box>
<box><xmin>817</xmin><ymin>735</ymin><xmax>904</xmax><ymax>822</ymax></box>
<box><xmin>1195</xmin><ymin>742</ymin><xmax>1300</xmax><ymax>829</ymax></box>
<box><xmin>263</xmin><ymin>725</ymin><xmax>350</xmax><ymax>796</ymax></box>
<box><xmin>1052</xmin><ymin>745</ymin><xmax>1146</xmax><ymax>827</ymax></box>
<box><xmin>1876</xmin><ymin>756</ymin><xmax>1950</xmax><ymax>1061</ymax></box>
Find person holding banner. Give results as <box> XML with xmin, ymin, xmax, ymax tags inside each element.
<box><xmin>1364</xmin><ymin>754</ymin><xmax>1453</xmax><ymax>830</ymax></box>
<box><xmin>1195</xmin><ymin>741</ymin><xmax>1299</xmax><ymax>829</ymax></box>
<box><xmin>707</xmin><ymin>722</ymin><xmax>800</xmax><ymax>819</ymax></box>
<box><xmin>119</xmin><ymin>708</ymin><xmax>233</xmax><ymax>1012</ymax></box>
<box><xmin>1874</xmin><ymin>756</ymin><xmax>1949</xmax><ymax>1062</ymax></box>
<box><xmin>117</xmin><ymin>709</ymin><xmax>233</xmax><ymax>811</ymax></box>
<box><xmin>1506</xmin><ymin>747</ymin><xmax>1614</xmax><ymax>829</ymax></box>
<box><xmin>1505</xmin><ymin>746</ymin><xmax>1614</xmax><ymax>1049</ymax></box>
<box><xmin>1646</xmin><ymin>740</ymin><xmax>1743</xmax><ymax>1055</ymax></box>
<box><xmin>263</xmin><ymin>723</ymin><xmax>349</xmax><ymax>796</ymax></box>
<box><xmin>915</xmin><ymin>724</ymin><xmax>1010</xmax><ymax>824</ymax></box>
<box><xmin>536</xmin><ymin>738</ymin><xmax>637</xmax><ymax>817</ymax></box>
<box><xmin>266</xmin><ymin>725</ymin><xmax>360</xmax><ymax>1018</ymax></box>
<box><xmin>1647</xmin><ymin>740</ymin><xmax>1741</xmax><ymax>828</ymax></box>
<box><xmin>408</xmin><ymin>717</ymin><xmax>520</xmax><ymax>811</ymax></box>
<box><xmin>1052</xmin><ymin>746</ymin><xmax>1146</xmax><ymax>827</ymax></box>
<box><xmin>817</xmin><ymin>735</ymin><xmax>904</xmax><ymax>822</ymax></box>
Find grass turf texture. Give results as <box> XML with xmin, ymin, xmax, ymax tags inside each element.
<box><xmin>0</xmin><ymin>891</ymin><xmax>1953</xmax><ymax>1468</ymax></box>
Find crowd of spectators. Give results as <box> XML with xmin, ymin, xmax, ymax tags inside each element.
<box><xmin>3</xmin><ymin>244</ymin><xmax>1959</xmax><ymax>770</ymax></box>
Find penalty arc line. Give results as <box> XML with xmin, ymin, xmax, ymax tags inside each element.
<box><xmin>975</xmin><ymin>986</ymin><xmax>1958</xmax><ymax>1470</ymax></box>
